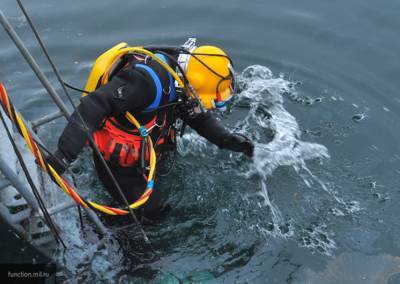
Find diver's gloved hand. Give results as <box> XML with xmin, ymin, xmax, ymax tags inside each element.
<box><xmin>226</xmin><ymin>133</ymin><xmax>255</xmax><ymax>157</ymax></box>
<box><xmin>45</xmin><ymin>149</ymin><xmax>69</xmax><ymax>175</ymax></box>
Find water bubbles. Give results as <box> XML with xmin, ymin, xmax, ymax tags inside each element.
<box><xmin>299</xmin><ymin>223</ymin><xmax>336</xmax><ymax>255</ymax></box>
<box><xmin>372</xmin><ymin>192</ymin><xmax>389</xmax><ymax>202</ymax></box>
<box><xmin>352</xmin><ymin>113</ymin><xmax>365</xmax><ymax>122</ymax></box>
<box><xmin>288</xmin><ymin>92</ymin><xmax>323</xmax><ymax>106</ymax></box>
<box><xmin>352</xmin><ymin>106</ymin><xmax>369</xmax><ymax>123</ymax></box>
<box><xmin>304</xmin><ymin>128</ymin><xmax>323</xmax><ymax>138</ymax></box>
<box><xmin>263</xmin><ymin>221</ymin><xmax>293</xmax><ymax>237</ymax></box>
<box><xmin>370</xmin><ymin>181</ymin><xmax>390</xmax><ymax>202</ymax></box>
<box><xmin>282</xmin><ymin>82</ymin><xmax>323</xmax><ymax>106</ymax></box>
<box><xmin>288</xmin><ymin>81</ymin><xmax>302</xmax><ymax>88</ymax></box>
<box><xmin>304</xmin><ymin>96</ymin><xmax>314</xmax><ymax>105</ymax></box>
<box><xmin>330</xmin><ymin>208</ymin><xmax>345</xmax><ymax>216</ymax></box>
<box><xmin>345</xmin><ymin>200</ymin><xmax>362</xmax><ymax>213</ymax></box>
<box><xmin>266</xmin><ymin>222</ymin><xmax>275</xmax><ymax>232</ymax></box>
<box><xmin>288</xmin><ymin>92</ymin><xmax>299</xmax><ymax>101</ymax></box>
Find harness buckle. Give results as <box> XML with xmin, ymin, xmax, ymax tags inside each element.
<box><xmin>139</xmin><ymin>126</ymin><xmax>149</xmax><ymax>137</ymax></box>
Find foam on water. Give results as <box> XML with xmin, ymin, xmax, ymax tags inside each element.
<box><xmin>299</xmin><ymin>222</ymin><xmax>337</xmax><ymax>256</ymax></box>
<box><xmin>53</xmin><ymin>203</ymin><xmax>124</xmax><ymax>282</ymax></box>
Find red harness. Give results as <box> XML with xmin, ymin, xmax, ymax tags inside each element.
<box><xmin>93</xmin><ymin>115</ymin><xmax>166</xmax><ymax>167</ymax></box>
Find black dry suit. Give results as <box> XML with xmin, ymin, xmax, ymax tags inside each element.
<box><xmin>56</xmin><ymin>52</ymin><xmax>253</xmax><ymax>218</ymax></box>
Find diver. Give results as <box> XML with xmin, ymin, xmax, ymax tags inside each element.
<box><xmin>47</xmin><ymin>39</ymin><xmax>254</xmax><ymax>220</ymax></box>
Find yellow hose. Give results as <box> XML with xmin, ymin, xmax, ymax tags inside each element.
<box><xmin>125</xmin><ymin>112</ymin><xmax>156</xmax><ymax>182</ymax></box>
<box><xmin>0</xmin><ymin>82</ymin><xmax>159</xmax><ymax>215</ymax></box>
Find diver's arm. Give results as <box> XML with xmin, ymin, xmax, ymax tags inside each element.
<box><xmin>182</xmin><ymin>111</ymin><xmax>254</xmax><ymax>156</ymax></box>
<box><xmin>55</xmin><ymin>67</ymin><xmax>155</xmax><ymax>165</ymax></box>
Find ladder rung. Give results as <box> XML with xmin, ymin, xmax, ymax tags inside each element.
<box><xmin>34</xmin><ymin>200</ymin><xmax>76</xmax><ymax>217</ymax></box>
<box><xmin>31</xmin><ymin>111</ymin><xmax>64</xmax><ymax>129</ymax></box>
<box><xmin>31</xmin><ymin>234</ymin><xmax>56</xmax><ymax>246</ymax></box>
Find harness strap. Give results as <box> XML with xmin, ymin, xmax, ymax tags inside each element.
<box><xmin>135</xmin><ymin>54</ymin><xmax>178</xmax><ymax>113</ymax></box>
<box><xmin>110</xmin><ymin>143</ymin><xmax>123</xmax><ymax>166</ymax></box>
<box><xmin>154</xmin><ymin>53</ymin><xmax>177</xmax><ymax>102</ymax></box>
<box><xmin>107</xmin><ymin>116</ymin><xmax>157</xmax><ymax>135</ymax></box>
<box><xmin>135</xmin><ymin>64</ymin><xmax>163</xmax><ymax>112</ymax></box>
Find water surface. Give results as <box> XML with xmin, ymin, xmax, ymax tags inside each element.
<box><xmin>1</xmin><ymin>0</ymin><xmax>400</xmax><ymax>283</ymax></box>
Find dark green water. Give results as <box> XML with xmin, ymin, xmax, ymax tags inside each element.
<box><xmin>1</xmin><ymin>0</ymin><xmax>400</xmax><ymax>283</ymax></box>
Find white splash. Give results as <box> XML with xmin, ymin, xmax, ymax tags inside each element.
<box><xmin>238</xmin><ymin>65</ymin><xmax>330</xmax><ymax>178</ymax></box>
<box><xmin>236</xmin><ymin>65</ymin><xmax>331</xmax><ymax>233</ymax></box>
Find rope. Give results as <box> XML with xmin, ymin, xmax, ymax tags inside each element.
<box><xmin>63</xmin><ymin>82</ymin><xmax>88</xmax><ymax>94</ymax></box>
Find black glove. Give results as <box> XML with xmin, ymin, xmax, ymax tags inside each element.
<box><xmin>225</xmin><ymin>133</ymin><xmax>255</xmax><ymax>157</ymax></box>
<box><xmin>44</xmin><ymin>149</ymin><xmax>69</xmax><ymax>175</ymax></box>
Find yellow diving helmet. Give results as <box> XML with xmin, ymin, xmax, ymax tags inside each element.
<box><xmin>178</xmin><ymin>40</ymin><xmax>235</xmax><ymax>110</ymax></box>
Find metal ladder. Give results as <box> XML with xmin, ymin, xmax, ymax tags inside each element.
<box><xmin>0</xmin><ymin>10</ymin><xmax>107</xmax><ymax>250</ymax></box>
<box><xmin>0</xmin><ymin>155</ymin><xmax>75</xmax><ymax>247</ymax></box>
<box><xmin>0</xmin><ymin>113</ymin><xmax>106</xmax><ymax>248</ymax></box>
